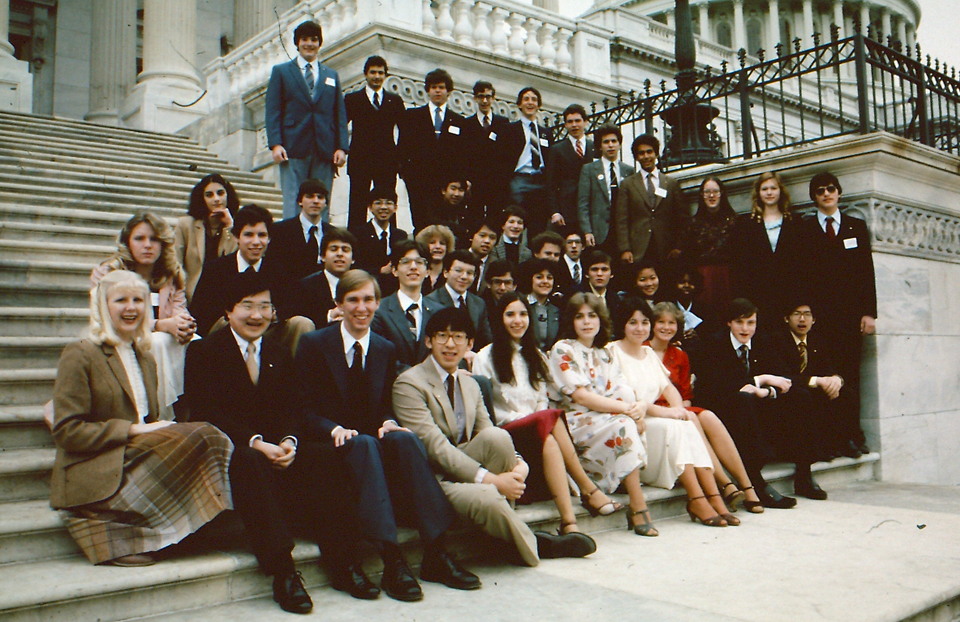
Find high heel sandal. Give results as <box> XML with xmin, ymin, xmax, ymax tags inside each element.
<box><xmin>580</xmin><ymin>487</ymin><xmax>624</xmax><ymax>517</ymax></box>
<box><xmin>721</xmin><ymin>482</ymin><xmax>745</xmax><ymax>512</ymax></box>
<box><xmin>626</xmin><ymin>509</ymin><xmax>659</xmax><ymax>537</ymax></box>
<box><xmin>707</xmin><ymin>493</ymin><xmax>740</xmax><ymax>526</ymax></box>
<box><xmin>741</xmin><ymin>486</ymin><xmax>765</xmax><ymax>514</ymax></box>
<box><xmin>686</xmin><ymin>496</ymin><xmax>727</xmax><ymax>527</ymax></box>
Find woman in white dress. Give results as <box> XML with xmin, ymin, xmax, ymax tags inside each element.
<box><xmin>548</xmin><ymin>293</ymin><xmax>658</xmax><ymax>536</ymax></box>
<box><xmin>611</xmin><ymin>298</ymin><xmax>734</xmax><ymax>527</ymax></box>
<box><xmin>474</xmin><ymin>292</ymin><xmax>618</xmax><ymax>542</ymax></box>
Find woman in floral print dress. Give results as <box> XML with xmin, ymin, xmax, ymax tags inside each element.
<box><xmin>548</xmin><ymin>292</ymin><xmax>659</xmax><ymax>536</ymax></box>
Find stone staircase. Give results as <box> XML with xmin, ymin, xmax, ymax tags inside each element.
<box><xmin>0</xmin><ymin>110</ymin><xmax>884</xmax><ymax>621</ymax></box>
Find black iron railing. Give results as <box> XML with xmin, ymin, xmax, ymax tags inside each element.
<box><xmin>547</xmin><ymin>27</ymin><xmax>960</xmax><ymax>170</ymax></box>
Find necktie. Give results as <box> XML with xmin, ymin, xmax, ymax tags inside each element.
<box><xmin>373</xmin><ymin>91</ymin><xmax>380</xmax><ymax>110</ymax></box>
<box><xmin>245</xmin><ymin>341</ymin><xmax>259</xmax><ymax>385</ymax></box>
<box><xmin>646</xmin><ymin>171</ymin><xmax>656</xmax><ymax>198</ymax></box>
<box><xmin>529</xmin><ymin>121</ymin><xmax>542</xmax><ymax>169</ymax></box>
<box><xmin>380</xmin><ymin>230</ymin><xmax>389</xmax><ymax>255</ymax></box>
<box><xmin>307</xmin><ymin>225</ymin><xmax>319</xmax><ymax>263</ymax></box>
<box><xmin>575</xmin><ymin>139</ymin><xmax>584</xmax><ymax>158</ymax></box>
<box><xmin>798</xmin><ymin>341</ymin><xmax>808</xmax><ymax>373</ymax></box>
<box><xmin>738</xmin><ymin>344</ymin><xmax>750</xmax><ymax>374</ymax></box>
<box><xmin>304</xmin><ymin>63</ymin><xmax>315</xmax><ymax>94</ymax></box>
<box><xmin>405</xmin><ymin>303</ymin><xmax>418</xmax><ymax>336</ymax></box>
<box><xmin>447</xmin><ymin>375</ymin><xmax>467</xmax><ymax>443</ymax></box>
<box><xmin>609</xmin><ymin>162</ymin><xmax>619</xmax><ymax>206</ymax></box>
<box><xmin>350</xmin><ymin>342</ymin><xmax>363</xmax><ymax>377</ymax></box>
<box><xmin>244</xmin><ymin>265</ymin><xmax>256</xmax><ymax>274</ymax></box>
<box><xmin>446</xmin><ymin>374</ymin><xmax>456</xmax><ymax>407</ymax></box>
<box><xmin>457</xmin><ymin>295</ymin><xmax>466</xmax><ymax>309</ymax></box>
<box><xmin>572</xmin><ymin>263</ymin><xmax>580</xmax><ymax>284</ymax></box>
<box><xmin>482</xmin><ymin>114</ymin><xmax>490</xmax><ymax>129</ymax></box>
<box><xmin>434</xmin><ymin>107</ymin><xmax>443</xmax><ymax>138</ymax></box>
<box><xmin>825</xmin><ymin>216</ymin><xmax>836</xmax><ymax>239</ymax></box>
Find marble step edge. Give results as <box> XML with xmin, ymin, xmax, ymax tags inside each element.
<box><xmin>0</xmin><ymin>201</ymin><xmax>281</xmax><ymax>227</ymax></box>
<box><xmin>0</xmin><ymin>111</ymin><xmax>197</xmax><ymax>144</ymax></box>
<box><xmin>0</xmin><ymin>127</ymin><xmax>224</xmax><ymax>161</ymax></box>
<box><xmin>0</xmin><ymin>405</ymin><xmax>46</xmax><ymax>425</ymax></box>
<box><xmin>0</xmin><ymin>149</ymin><xmax>245</xmax><ymax>179</ymax></box>
<box><xmin>0</xmin><ymin>308</ymin><xmax>89</xmax><ymax>319</ymax></box>
<box><xmin>0</xmin><ymin>116</ymin><xmax>198</xmax><ymax>148</ymax></box>
<box><xmin>0</xmin><ymin>281</ymin><xmax>90</xmax><ymax>294</ymax></box>
<box><xmin>0</xmin><ymin>259</ymin><xmax>97</xmax><ymax>274</ymax></box>
<box><xmin>0</xmin><ymin>447</ymin><xmax>55</xmax><ymax>476</ymax></box>
<box><xmin>0</xmin><ymin>188</ymin><xmax>282</xmax><ymax>216</ymax></box>
<box><xmin>0</xmin><ymin>336</ymin><xmax>73</xmax><ymax>348</ymax></box>
<box><xmin>0</xmin><ymin>238</ymin><xmax>116</xmax><ymax>256</ymax></box>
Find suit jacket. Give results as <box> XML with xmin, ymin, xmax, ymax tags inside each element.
<box><xmin>190</xmin><ymin>251</ymin><xmax>286</xmax><ymax>337</ymax></box>
<box><xmin>397</xmin><ymin>105</ymin><xmax>468</xmax><ymax>190</ymax></box>
<box><xmin>371</xmin><ymin>292</ymin><xmax>440</xmax><ymax>371</ymax></box>
<box><xmin>578</xmin><ymin>159</ymin><xmax>635</xmax><ymax>246</ymax></box>
<box><xmin>614</xmin><ymin>170</ymin><xmax>686</xmax><ymax>262</ymax></box>
<box><xmin>173</xmin><ymin>216</ymin><xmax>238</xmax><ymax>303</ymax></box>
<box><xmin>353</xmin><ymin>221</ymin><xmax>408</xmax><ymax>278</ymax></box>
<box><xmin>295</xmin><ymin>270</ymin><xmax>337</xmax><ymax>329</ymax></box>
<box><xmin>729</xmin><ymin>213</ymin><xmax>804</xmax><ymax>319</ymax></box>
<box><xmin>392</xmin><ymin>358</ymin><xmax>492</xmax><ymax>482</ymax></box>
<box><xmin>344</xmin><ymin>87</ymin><xmax>405</xmax><ymax>177</ymax></box>
<box><xmin>554</xmin><ymin>257</ymin><xmax>582</xmax><ymax>293</ymax></box>
<box><xmin>424</xmin><ymin>285</ymin><xmax>493</xmax><ymax>348</ymax></box>
<box><xmin>692</xmin><ymin>331</ymin><xmax>785</xmax><ymax>411</ymax></box>
<box><xmin>770</xmin><ymin>329</ymin><xmax>838</xmax><ymax>387</ymax></box>
<box><xmin>463</xmin><ymin>113</ymin><xmax>510</xmax><ymax>209</ymax></box>
<box><xmin>545</xmin><ymin>137</ymin><xmax>594</xmax><ymax>224</ymax></box>
<box><xmin>532</xmin><ymin>298</ymin><xmax>561</xmax><ymax>352</ymax></box>
<box><xmin>265</xmin><ymin>59</ymin><xmax>349</xmax><ymax>160</ymax></box>
<box><xmin>50</xmin><ymin>340</ymin><xmax>159</xmax><ymax>509</ymax></box>
<box><xmin>798</xmin><ymin>213</ymin><xmax>877</xmax><ymax>330</ymax></box>
<box><xmin>267</xmin><ymin>217</ymin><xmax>333</xmax><ymax>284</ymax></box>
<box><xmin>295</xmin><ymin>325</ymin><xmax>398</xmax><ymax>439</ymax></box>
<box><xmin>184</xmin><ymin>327</ymin><xmax>302</xmax><ymax>447</ymax></box>
<box><xmin>489</xmin><ymin>237</ymin><xmax>532</xmax><ymax>266</ymax></box>
<box><xmin>499</xmin><ymin>120</ymin><xmax>551</xmax><ymax>187</ymax></box>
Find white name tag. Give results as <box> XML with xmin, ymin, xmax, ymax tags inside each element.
<box><xmin>150</xmin><ymin>292</ymin><xmax>160</xmax><ymax>308</ymax></box>
<box><xmin>448</xmin><ymin>125</ymin><xmax>460</xmax><ymax>135</ymax></box>
<box><xmin>597</xmin><ymin>174</ymin><xmax>604</xmax><ymax>180</ymax></box>
<box><xmin>843</xmin><ymin>237</ymin><xmax>858</xmax><ymax>249</ymax></box>
<box><xmin>488</xmin><ymin>132</ymin><xmax>497</xmax><ymax>141</ymax></box>
<box><xmin>655</xmin><ymin>187</ymin><xmax>668</xmax><ymax>198</ymax></box>
<box><xmin>324</xmin><ymin>76</ymin><xmax>336</xmax><ymax>87</ymax></box>
<box><xmin>539</xmin><ymin>138</ymin><xmax>550</xmax><ymax>147</ymax></box>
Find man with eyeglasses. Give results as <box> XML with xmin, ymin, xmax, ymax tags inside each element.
<box><xmin>354</xmin><ymin>187</ymin><xmax>408</xmax><ymax>297</ymax></box>
<box><xmin>799</xmin><ymin>172</ymin><xmax>876</xmax><ymax>459</ymax></box>
<box><xmin>463</xmin><ymin>81</ymin><xmax>510</xmax><ymax>213</ymax></box>
<box><xmin>424</xmin><ymin>249</ymin><xmax>493</xmax><ymax>350</ymax></box>
<box><xmin>394</xmin><ymin>306</ymin><xmax>577</xmax><ymax>567</ymax></box>
<box><xmin>373</xmin><ymin>239</ymin><xmax>441</xmax><ymax>371</ymax></box>
<box><xmin>480</xmin><ymin>259</ymin><xmax>516</xmax><ymax>320</ymax></box>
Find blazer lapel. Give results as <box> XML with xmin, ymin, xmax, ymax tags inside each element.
<box><xmin>288</xmin><ymin>60</ymin><xmax>312</xmax><ymax>101</ymax></box>
<box><xmin>322</xmin><ymin>330</ymin><xmax>352</xmax><ymax>400</ymax></box>
<box><xmin>367</xmin><ymin>339</ymin><xmax>388</xmax><ymax>408</ymax></box>
<box><xmin>136</xmin><ymin>343</ymin><xmax>160</xmax><ymax>422</ymax></box>
<box><xmin>387</xmin><ymin>297</ymin><xmax>417</xmax><ymax>351</ymax></box>
<box><xmin>103</xmin><ymin>344</ymin><xmax>138</xmax><ymax>411</ymax></box>
<box><xmin>192</xmin><ymin>219</ymin><xmax>205</xmax><ymax>264</ymax></box>
<box><xmin>425</xmin><ymin>363</ymin><xmax>458</xmax><ymax>438</ymax></box>
<box><xmin>456</xmin><ymin>370</ymin><xmax>476</xmax><ymax>440</ymax></box>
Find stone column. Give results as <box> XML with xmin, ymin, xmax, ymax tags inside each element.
<box><xmin>0</xmin><ymin>0</ymin><xmax>13</xmax><ymax>56</ymax></box>
<box><xmin>234</xmin><ymin>0</ymin><xmax>279</xmax><ymax>47</ymax></box>
<box><xmin>123</xmin><ymin>0</ymin><xmax>207</xmax><ymax>131</ymax></box>
<box><xmin>533</xmin><ymin>0</ymin><xmax>559</xmax><ymax>12</ymax></box>
<box><xmin>803</xmin><ymin>0</ymin><xmax>814</xmax><ymax>43</ymax></box>
<box><xmin>733</xmin><ymin>0</ymin><xmax>746</xmax><ymax>51</ymax></box>
<box><xmin>768</xmin><ymin>0</ymin><xmax>780</xmax><ymax>51</ymax></box>
<box><xmin>832</xmin><ymin>0</ymin><xmax>845</xmax><ymax>38</ymax></box>
<box><xmin>699</xmin><ymin>2</ymin><xmax>710</xmax><ymax>40</ymax></box>
<box><xmin>86</xmin><ymin>0</ymin><xmax>137</xmax><ymax>125</ymax></box>
<box><xmin>665</xmin><ymin>9</ymin><xmax>675</xmax><ymax>29</ymax></box>
<box><xmin>896</xmin><ymin>17</ymin><xmax>907</xmax><ymax>49</ymax></box>
<box><xmin>0</xmin><ymin>0</ymin><xmax>33</xmax><ymax>112</ymax></box>
<box><xmin>880</xmin><ymin>8</ymin><xmax>890</xmax><ymax>41</ymax></box>
<box><xmin>905</xmin><ymin>24</ymin><xmax>914</xmax><ymax>49</ymax></box>
<box><xmin>859</xmin><ymin>2</ymin><xmax>870</xmax><ymax>35</ymax></box>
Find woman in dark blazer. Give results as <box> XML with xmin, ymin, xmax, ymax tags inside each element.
<box><xmin>730</xmin><ymin>171</ymin><xmax>802</xmax><ymax>324</ymax></box>
<box><xmin>50</xmin><ymin>270</ymin><xmax>232</xmax><ymax>567</ymax></box>
<box><xmin>518</xmin><ymin>258</ymin><xmax>561</xmax><ymax>352</ymax></box>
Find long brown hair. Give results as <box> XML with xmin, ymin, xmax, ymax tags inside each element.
<box><xmin>100</xmin><ymin>212</ymin><xmax>186</xmax><ymax>291</ymax></box>
<box><xmin>750</xmin><ymin>171</ymin><xmax>793</xmax><ymax>220</ymax></box>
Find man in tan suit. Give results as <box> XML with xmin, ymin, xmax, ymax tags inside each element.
<box><xmin>614</xmin><ymin>133</ymin><xmax>687</xmax><ymax>266</ymax></box>
<box><xmin>393</xmin><ymin>307</ymin><xmax>587</xmax><ymax>566</ymax></box>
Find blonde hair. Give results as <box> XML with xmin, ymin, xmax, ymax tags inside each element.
<box><xmin>101</xmin><ymin>212</ymin><xmax>186</xmax><ymax>291</ymax></box>
<box><xmin>415</xmin><ymin>225</ymin><xmax>456</xmax><ymax>259</ymax></box>
<box><xmin>651</xmin><ymin>301</ymin><xmax>685</xmax><ymax>342</ymax></box>
<box><xmin>88</xmin><ymin>270</ymin><xmax>153</xmax><ymax>349</ymax></box>
<box><xmin>750</xmin><ymin>171</ymin><xmax>793</xmax><ymax>220</ymax></box>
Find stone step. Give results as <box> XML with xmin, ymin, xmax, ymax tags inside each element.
<box><xmin>0</xmin><ymin>239</ymin><xmax>114</xmax><ymax>263</ymax></box>
<box><xmin>0</xmin><ymin>259</ymin><xmax>95</xmax><ymax>287</ymax></box>
<box><xmin>0</xmin><ymin>447</ymin><xmax>54</xmax><ymax>503</ymax></box>
<box><xmin>0</xmin><ymin>455</ymin><xmax>879</xmax><ymax>621</ymax></box>
<box><xmin>0</xmin><ymin>111</ymin><xmax>196</xmax><ymax>146</ymax></box>
<box><xmin>0</xmin><ymin>337</ymin><xmax>71</xmax><ymax>370</ymax></box>
<box><xmin>0</xmin><ymin>281</ymin><xmax>90</xmax><ymax>308</ymax></box>
<box><xmin>0</xmin><ymin>368</ymin><xmax>57</xmax><ymax>406</ymax></box>
<box><xmin>0</xmin><ymin>308</ymin><xmax>89</xmax><ymax>338</ymax></box>
<box><xmin>0</xmin><ymin>404</ymin><xmax>54</xmax><ymax>450</ymax></box>
<box><xmin>0</xmin><ymin>499</ymin><xmax>76</xmax><ymax>565</ymax></box>
<box><xmin>0</xmin><ymin>220</ymin><xmax>120</xmax><ymax>245</ymax></box>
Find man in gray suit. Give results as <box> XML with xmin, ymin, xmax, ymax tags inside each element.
<box><xmin>614</xmin><ymin>133</ymin><xmax>687</xmax><ymax>265</ymax></box>
<box><xmin>578</xmin><ymin>125</ymin><xmax>635</xmax><ymax>259</ymax></box>
<box><xmin>423</xmin><ymin>250</ymin><xmax>493</xmax><ymax>350</ymax></box>
<box><xmin>265</xmin><ymin>21</ymin><xmax>349</xmax><ymax>218</ymax></box>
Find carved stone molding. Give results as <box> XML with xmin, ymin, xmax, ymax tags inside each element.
<box><xmin>854</xmin><ymin>199</ymin><xmax>960</xmax><ymax>263</ymax></box>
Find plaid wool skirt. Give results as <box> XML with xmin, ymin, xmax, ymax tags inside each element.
<box><xmin>60</xmin><ymin>421</ymin><xmax>234</xmax><ymax>565</ymax></box>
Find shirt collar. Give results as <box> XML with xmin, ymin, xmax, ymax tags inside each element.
<box><xmin>791</xmin><ymin>332</ymin><xmax>807</xmax><ymax>346</ymax></box>
<box><xmin>644</xmin><ymin>168</ymin><xmax>659</xmax><ymax>182</ymax></box>
<box><xmin>445</xmin><ymin>283</ymin><xmax>467</xmax><ymax>303</ymax></box>
<box><xmin>296</xmin><ymin>56</ymin><xmax>316</xmax><ymax>71</ymax></box>
<box><xmin>429</xmin><ymin>103</ymin><xmax>446</xmax><ymax>118</ymax></box>
<box><xmin>602</xmin><ymin>155</ymin><xmax>619</xmax><ymax>165</ymax></box>
<box><xmin>569</xmin><ymin>135</ymin><xmax>583</xmax><ymax>149</ymax></box>
<box><xmin>230</xmin><ymin>327</ymin><xmax>262</xmax><ymax>358</ymax></box>
<box><xmin>818</xmin><ymin>209</ymin><xmax>842</xmax><ymax>230</ymax></box>
<box><xmin>372</xmin><ymin>221</ymin><xmax>390</xmax><ymax>237</ymax></box>
<box><xmin>397</xmin><ymin>290</ymin><xmax>421</xmax><ymax>311</ymax></box>
<box><xmin>430</xmin><ymin>353</ymin><xmax>455</xmax><ymax>384</ymax></box>
<box><xmin>299</xmin><ymin>212</ymin><xmax>321</xmax><ymax>240</ymax></box>
<box><xmin>340</xmin><ymin>321</ymin><xmax>370</xmax><ymax>359</ymax></box>
<box><xmin>564</xmin><ymin>254</ymin><xmax>579</xmax><ymax>270</ymax></box>
<box><xmin>365</xmin><ymin>85</ymin><xmax>382</xmax><ymax>101</ymax></box>
<box><xmin>729</xmin><ymin>331</ymin><xmax>752</xmax><ymax>352</ymax></box>
<box><xmin>237</xmin><ymin>253</ymin><xmax>262</xmax><ymax>273</ymax></box>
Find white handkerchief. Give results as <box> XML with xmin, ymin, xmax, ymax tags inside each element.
<box><xmin>324</xmin><ymin>76</ymin><xmax>336</xmax><ymax>87</ymax></box>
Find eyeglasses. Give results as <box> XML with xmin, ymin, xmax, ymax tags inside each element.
<box><xmin>237</xmin><ymin>302</ymin><xmax>274</xmax><ymax>314</ymax></box>
<box><xmin>789</xmin><ymin>311</ymin><xmax>814</xmax><ymax>319</ymax></box>
<box><xmin>814</xmin><ymin>185</ymin><xmax>838</xmax><ymax>196</ymax></box>
<box><xmin>701</xmin><ymin>190</ymin><xmax>721</xmax><ymax>196</ymax></box>
<box><xmin>449</xmin><ymin>266</ymin><xmax>476</xmax><ymax>277</ymax></box>
<box><xmin>433</xmin><ymin>331</ymin><xmax>469</xmax><ymax>345</ymax></box>
<box><xmin>397</xmin><ymin>257</ymin><xmax>428</xmax><ymax>267</ymax></box>
<box><xmin>491</xmin><ymin>278</ymin><xmax>515</xmax><ymax>287</ymax></box>
<box><xmin>474</xmin><ymin>94</ymin><xmax>493</xmax><ymax>100</ymax></box>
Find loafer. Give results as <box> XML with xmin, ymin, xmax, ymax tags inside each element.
<box><xmin>758</xmin><ymin>484</ymin><xmax>797</xmax><ymax>509</ymax></box>
<box><xmin>273</xmin><ymin>571</ymin><xmax>313</xmax><ymax>614</ymax></box>
<box><xmin>534</xmin><ymin>530</ymin><xmax>597</xmax><ymax>559</ymax></box>
<box><xmin>420</xmin><ymin>549</ymin><xmax>481</xmax><ymax>590</ymax></box>
<box><xmin>381</xmin><ymin>558</ymin><xmax>423</xmax><ymax>602</ymax></box>
<box><xmin>330</xmin><ymin>563</ymin><xmax>380</xmax><ymax>600</ymax></box>
<box><xmin>794</xmin><ymin>475</ymin><xmax>828</xmax><ymax>500</ymax></box>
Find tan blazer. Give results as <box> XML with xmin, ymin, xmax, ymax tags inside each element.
<box><xmin>392</xmin><ymin>358</ymin><xmax>492</xmax><ymax>483</ymax></box>
<box><xmin>90</xmin><ymin>264</ymin><xmax>188</xmax><ymax>328</ymax></box>
<box><xmin>50</xmin><ymin>340</ymin><xmax>159</xmax><ymax>509</ymax></box>
<box><xmin>614</xmin><ymin>170</ymin><xmax>686</xmax><ymax>262</ymax></box>
<box><xmin>173</xmin><ymin>216</ymin><xmax>237</xmax><ymax>303</ymax></box>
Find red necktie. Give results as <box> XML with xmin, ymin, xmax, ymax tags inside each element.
<box><xmin>825</xmin><ymin>216</ymin><xmax>836</xmax><ymax>239</ymax></box>
<box><xmin>575</xmin><ymin>140</ymin><xmax>583</xmax><ymax>158</ymax></box>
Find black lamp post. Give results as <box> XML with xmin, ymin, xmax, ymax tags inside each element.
<box><xmin>660</xmin><ymin>0</ymin><xmax>726</xmax><ymax>167</ymax></box>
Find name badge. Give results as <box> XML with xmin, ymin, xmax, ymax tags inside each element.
<box><xmin>448</xmin><ymin>125</ymin><xmax>460</xmax><ymax>135</ymax></box>
<box><xmin>655</xmin><ymin>187</ymin><xmax>668</xmax><ymax>198</ymax></box>
<box><xmin>324</xmin><ymin>76</ymin><xmax>336</xmax><ymax>87</ymax></box>
<box><xmin>150</xmin><ymin>292</ymin><xmax>160</xmax><ymax>308</ymax></box>
<box><xmin>597</xmin><ymin>174</ymin><xmax>605</xmax><ymax>180</ymax></box>
<box><xmin>539</xmin><ymin>138</ymin><xmax>550</xmax><ymax>147</ymax></box>
<box><xmin>843</xmin><ymin>237</ymin><xmax>858</xmax><ymax>249</ymax></box>
<box><xmin>488</xmin><ymin>132</ymin><xmax>497</xmax><ymax>141</ymax></box>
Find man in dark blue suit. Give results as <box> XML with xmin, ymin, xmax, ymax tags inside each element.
<box><xmin>266</xmin><ymin>21</ymin><xmax>349</xmax><ymax>218</ymax></box>
<box><xmin>498</xmin><ymin>87</ymin><xmax>552</xmax><ymax>236</ymax></box>
<box><xmin>462</xmin><ymin>81</ymin><xmax>510</xmax><ymax>215</ymax></box>
<box><xmin>295</xmin><ymin>270</ymin><xmax>481</xmax><ymax>601</ymax></box>
<box><xmin>267</xmin><ymin>179</ymin><xmax>333</xmax><ymax>301</ymax></box>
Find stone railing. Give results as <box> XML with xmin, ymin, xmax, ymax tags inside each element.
<box><xmin>859</xmin><ymin>199</ymin><xmax>960</xmax><ymax>264</ymax></box>
<box><xmin>204</xmin><ymin>0</ymin><xmax>614</xmax><ymax>101</ymax></box>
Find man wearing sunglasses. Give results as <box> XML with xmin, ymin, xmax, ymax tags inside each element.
<box><xmin>800</xmin><ymin>172</ymin><xmax>876</xmax><ymax>460</ymax></box>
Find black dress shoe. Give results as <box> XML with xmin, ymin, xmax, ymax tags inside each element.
<box><xmin>757</xmin><ymin>484</ymin><xmax>798</xmax><ymax>509</ymax></box>
<box><xmin>534</xmin><ymin>530</ymin><xmax>597</xmax><ymax>559</ymax></box>
<box><xmin>838</xmin><ymin>440</ymin><xmax>863</xmax><ymax>459</ymax></box>
<box><xmin>421</xmin><ymin>549</ymin><xmax>481</xmax><ymax>590</ymax></box>
<box><xmin>794</xmin><ymin>475</ymin><xmax>828</xmax><ymax>500</ymax></box>
<box><xmin>273</xmin><ymin>571</ymin><xmax>313</xmax><ymax>614</ymax></box>
<box><xmin>330</xmin><ymin>563</ymin><xmax>380</xmax><ymax>600</ymax></box>
<box><xmin>380</xmin><ymin>558</ymin><xmax>423</xmax><ymax>602</ymax></box>
<box><xmin>857</xmin><ymin>442</ymin><xmax>870</xmax><ymax>455</ymax></box>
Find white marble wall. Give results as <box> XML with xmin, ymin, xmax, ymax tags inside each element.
<box><xmin>53</xmin><ymin>0</ymin><xmax>92</xmax><ymax>118</ymax></box>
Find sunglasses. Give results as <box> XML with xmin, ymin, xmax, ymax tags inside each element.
<box><xmin>814</xmin><ymin>185</ymin><xmax>838</xmax><ymax>196</ymax></box>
